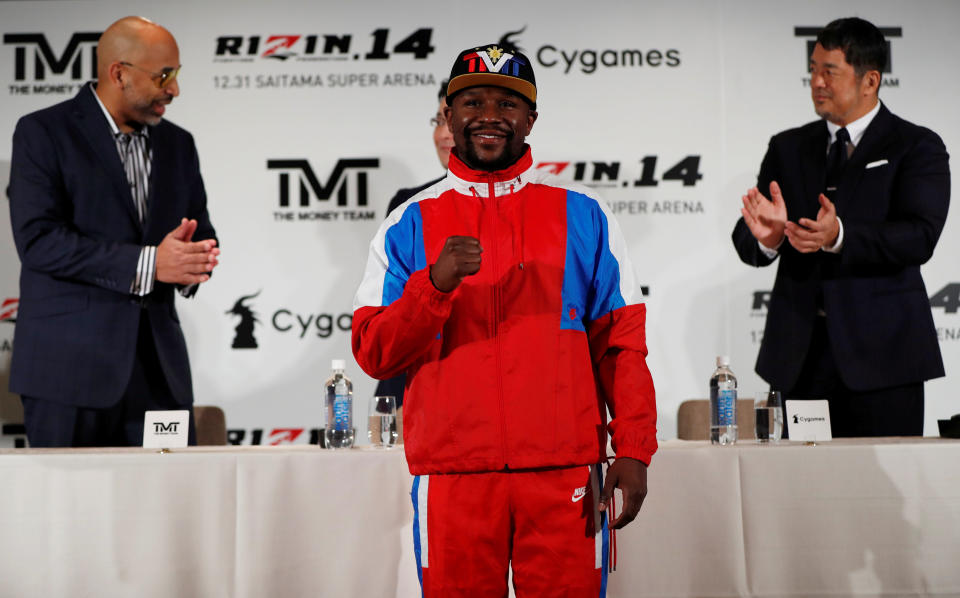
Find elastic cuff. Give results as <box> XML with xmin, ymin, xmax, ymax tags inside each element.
<box><xmin>405</xmin><ymin>268</ymin><xmax>457</xmax><ymax>313</ymax></box>
<box><xmin>613</xmin><ymin>441</ymin><xmax>657</xmax><ymax>467</ymax></box>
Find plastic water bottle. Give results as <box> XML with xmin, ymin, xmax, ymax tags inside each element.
<box><xmin>709</xmin><ymin>356</ymin><xmax>738</xmax><ymax>445</ymax></box>
<box><xmin>324</xmin><ymin>359</ymin><xmax>354</xmax><ymax>449</ymax></box>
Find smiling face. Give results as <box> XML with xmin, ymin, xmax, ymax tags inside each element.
<box><xmin>97</xmin><ymin>17</ymin><xmax>181</xmax><ymax>132</ymax></box>
<box><xmin>809</xmin><ymin>43</ymin><xmax>879</xmax><ymax>126</ymax></box>
<box><xmin>444</xmin><ymin>86</ymin><xmax>537</xmax><ymax>172</ymax></box>
<box><xmin>118</xmin><ymin>29</ymin><xmax>180</xmax><ymax>127</ymax></box>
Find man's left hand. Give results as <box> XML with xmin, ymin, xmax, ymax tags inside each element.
<box><xmin>784</xmin><ymin>193</ymin><xmax>840</xmax><ymax>253</ymax></box>
<box><xmin>598</xmin><ymin>457</ymin><xmax>648</xmax><ymax>530</ymax></box>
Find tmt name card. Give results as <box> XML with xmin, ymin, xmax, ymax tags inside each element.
<box><xmin>142</xmin><ymin>410</ymin><xmax>190</xmax><ymax>448</ymax></box>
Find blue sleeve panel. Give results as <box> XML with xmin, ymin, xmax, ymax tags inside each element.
<box><xmin>561</xmin><ymin>190</ymin><xmax>627</xmax><ymax>332</ymax></box>
<box><xmin>382</xmin><ymin>202</ymin><xmax>428</xmax><ymax>306</ymax></box>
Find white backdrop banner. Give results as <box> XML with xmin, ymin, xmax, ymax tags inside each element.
<box><xmin>1</xmin><ymin>0</ymin><xmax>957</xmax><ymax>447</ymax></box>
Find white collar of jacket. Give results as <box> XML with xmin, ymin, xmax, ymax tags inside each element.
<box><xmin>446</xmin><ymin>146</ymin><xmax>534</xmax><ymax>198</ymax></box>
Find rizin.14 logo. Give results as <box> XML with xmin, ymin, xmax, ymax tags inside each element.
<box><xmin>228</xmin><ymin>427</ymin><xmax>323</xmax><ymax>446</ymax></box>
<box><xmin>535</xmin><ymin>156</ymin><xmax>705</xmax><ymax>216</ymax></box>
<box><xmin>215</xmin><ymin>28</ymin><xmax>434</xmax><ymax>63</ymax></box>
<box><xmin>0</xmin><ymin>297</ymin><xmax>15</xmax><ymax>353</ymax></box>
<box><xmin>931</xmin><ymin>282</ymin><xmax>960</xmax><ymax>343</ymax></box>
<box><xmin>930</xmin><ymin>283</ymin><xmax>960</xmax><ymax>315</ymax></box>
<box><xmin>747</xmin><ymin>283</ymin><xmax>960</xmax><ymax>345</ymax></box>
<box><xmin>0</xmin><ymin>298</ymin><xmax>17</xmax><ymax>323</ymax></box>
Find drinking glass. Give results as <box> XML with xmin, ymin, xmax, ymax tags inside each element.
<box><xmin>368</xmin><ymin>395</ymin><xmax>398</xmax><ymax>448</ymax></box>
<box><xmin>755</xmin><ymin>391</ymin><xmax>783</xmax><ymax>443</ymax></box>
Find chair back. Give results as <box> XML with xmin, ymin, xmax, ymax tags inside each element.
<box><xmin>193</xmin><ymin>405</ymin><xmax>227</xmax><ymax>446</ymax></box>
<box><xmin>677</xmin><ymin>399</ymin><xmax>755</xmax><ymax>440</ymax></box>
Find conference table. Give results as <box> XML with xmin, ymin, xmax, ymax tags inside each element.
<box><xmin>0</xmin><ymin>438</ymin><xmax>957</xmax><ymax>597</ymax></box>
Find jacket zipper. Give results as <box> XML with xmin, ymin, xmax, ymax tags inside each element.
<box><xmin>488</xmin><ymin>178</ymin><xmax>509</xmax><ymax>469</ymax></box>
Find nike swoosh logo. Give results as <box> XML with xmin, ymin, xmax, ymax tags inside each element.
<box><xmin>571</xmin><ymin>487</ymin><xmax>587</xmax><ymax>503</ymax></box>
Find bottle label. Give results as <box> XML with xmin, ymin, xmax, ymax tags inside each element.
<box><xmin>333</xmin><ymin>396</ymin><xmax>350</xmax><ymax>431</ymax></box>
<box><xmin>718</xmin><ymin>389</ymin><xmax>736</xmax><ymax>426</ymax></box>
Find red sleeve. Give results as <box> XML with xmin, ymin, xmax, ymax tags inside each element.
<box><xmin>587</xmin><ymin>303</ymin><xmax>658</xmax><ymax>465</ymax></box>
<box><xmin>352</xmin><ymin>268</ymin><xmax>456</xmax><ymax>379</ymax></box>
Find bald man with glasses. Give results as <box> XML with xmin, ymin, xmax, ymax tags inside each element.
<box><xmin>7</xmin><ymin>16</ymin><xmax>220</xmax><ymax>447</ymax></box>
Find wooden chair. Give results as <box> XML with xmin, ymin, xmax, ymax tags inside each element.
<box><xmin>193</xmin><ymin>405</ymin><xmax>227</xmax><ymax>446</ymax></box>
<box><xmin>676</xmin><ymin>399</ymin><xmax>755</xmax><ymax>440</ymax></box>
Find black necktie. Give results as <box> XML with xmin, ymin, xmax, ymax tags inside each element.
<box><xmin>825</xmin><ymin>127</ymin><xmax>850</xmax><ymax>193</ymax></box>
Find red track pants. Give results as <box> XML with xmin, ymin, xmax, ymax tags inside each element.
<box><xmin>411</xmin><ymin>464</ymin><xmax>609</xmax><ymax>598</ymax></box>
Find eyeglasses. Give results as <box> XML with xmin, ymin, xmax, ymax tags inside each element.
<box><xmin>430</xmin><ymin>116</ymin><xmax>447</xmax><ymax>128</ymax></box>
<box><xmin>120</xmin><ymin>61</ymin><xmax>181</xmax><ymax>89</ymax></box>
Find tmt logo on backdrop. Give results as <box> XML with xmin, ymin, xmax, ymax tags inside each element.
<box><xmin>795</xmin><ymin>25</ymin><xmax>902</xmax><ymax>88</ymax></box>
<box><xmin>267</xmin><ymin>158</ymin><xmax>379</xmax><ymax>222</ymax></box>
<box><xmin>3</xmin><ymin>32</ymin><xmax>100</xmax><ymax>95</ymax></box>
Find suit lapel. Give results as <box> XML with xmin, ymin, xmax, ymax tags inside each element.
<box><xmin>799</xmin><ymin>121</ymin><xmax>829</xmax><ymax>218</ymax></box>
<box><xmin>837</xmin><ymin>103</ymin><xmax>896</xmax><ymax>213</ymax></box>
<box><xmin>144</xmin><ymin>123</ymin><xmax>171</xmax><ymax>243</ymax></box>
<box><xmin>73</xmin><ymin>85</ymin><xmax>142</xmax><ymax>232</ymax></box>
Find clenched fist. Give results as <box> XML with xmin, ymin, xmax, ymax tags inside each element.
<box><xmin>429</xmin><ymin>235</ymin><xmax>482</xmax><ymax>292</ymax></box>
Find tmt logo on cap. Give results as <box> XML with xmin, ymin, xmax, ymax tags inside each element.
<box><xmin>464</xmin><ymin>46</ymin><xmax>523</xmax><ymax>75</ymax></box>
<box><xmin>447</xmin><ymin>43</ymin><xmax>537</xmax><ymax>108</ymax></box>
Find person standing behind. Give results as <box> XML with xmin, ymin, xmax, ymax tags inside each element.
<box><xmin>373</xmin><ymin>80</ymin><xmax>454</xmax><ymax>428</ymax></box>
<box><xmin>7</xmin><ymin>16</ymin><xmax>220</xmax><ymax>447</ymax></box>
<box><xmin>384</xmin><ymin>79</ymin><xmax>455</xmax><ymax>217</ymax></box>
<box><xmin>733</xmin><ymin>17</ymin><xmax>949</xmax><ymax>437</ymax></box>
<box><xmin>354</xmin><ymin>43</ymin><xmax>656</xmax><ymax>596</ymax></box>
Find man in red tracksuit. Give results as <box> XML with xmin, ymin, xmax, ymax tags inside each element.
<box><xmin>353</xmin><ymin>43</ymin><xmax>657</xmax><ymax>597</ymax></box>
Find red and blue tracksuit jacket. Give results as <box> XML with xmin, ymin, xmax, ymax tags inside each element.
<box><xmin>352</xmin><ymin>148</ymin><xmax>657</xmax><ymax>475</ymax></box>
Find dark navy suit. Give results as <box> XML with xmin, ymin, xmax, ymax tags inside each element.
<box><xmin>7</xmin><ymin>84</ymin><xmax>216</xmax><ymax>444</ymax></box>
<box><xmin>732</xmin><ymin>103</ymin><xmax>949</xmax><ymax>434</ymax></box>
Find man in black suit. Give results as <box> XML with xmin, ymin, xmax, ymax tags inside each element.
<box><xmin>732</xmin><ymin>17</ymin><xmax>949</xmax><ymax>437</ymax></box>
<box><xmin>7</xmin><ymin>16</ymin><xmax>219</xmax><ymax>446</ymax></box>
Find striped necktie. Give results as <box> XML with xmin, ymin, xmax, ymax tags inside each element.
<box><xmin>116</xmin><ymin>131</ymin><xmax>151</xmax><ymax>224</ymax></box>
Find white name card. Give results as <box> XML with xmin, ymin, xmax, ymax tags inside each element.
<box><xmin>142</xmin><ymin>410</ymin><xmax>190</xmax><ymax>448</ymax></box>
<box><xmin>785</xmin><ymin>400</ymin><xmax>832</xmax><ymax>442</ymax></box>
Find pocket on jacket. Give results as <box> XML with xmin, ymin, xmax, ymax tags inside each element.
<box><xmin>19</xmin><ymin>291</ymin><xmax>88</xmax><ymax>318</ymax></box>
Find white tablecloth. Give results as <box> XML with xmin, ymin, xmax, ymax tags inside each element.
<box><xmin>0</xmin><ymin>439</ymin><xmax>958</xmax><ymax>597</ymax></box>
